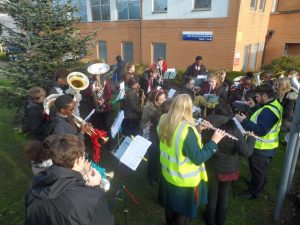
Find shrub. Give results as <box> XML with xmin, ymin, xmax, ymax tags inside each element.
<box><xmin>263</xmin><ymin>56</ymin><xmax>300</xmax><ymax>74</ymax></box>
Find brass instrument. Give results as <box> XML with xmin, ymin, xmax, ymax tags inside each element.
<box><xmin>254</xmin><ymin>72</ymin><xmax>263</xmax><ymax>86</ymax></box>
<box><xmin>87</xmin><ymin>63</ymin><xmax>110</xmax><ymax>112</ymax></box>
<box><xmin>67</xmin><ymin>72</ymin><xmax>90</xmax><ymax>92</ymax></box>
<box><xmin>43</xmin><ymin>94</ymin><xmax>62</xmax><ymax>115</ymax></box>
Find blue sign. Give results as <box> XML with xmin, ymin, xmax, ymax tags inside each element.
<box><xmin>182</xmin><ymin>31</ymin><xmax>213</xmax><ymax>41</ymax></box>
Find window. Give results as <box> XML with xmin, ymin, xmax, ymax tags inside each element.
<box><xmin>153</xmin><ymin>0</ymin><xmax>167</xmax><ymax>12</ymax></box>
<box><xmin>91</xmin><ymin>0</ymin><xmax>110</xmax><ymax>21</ymax></box>
<box><xmin>259</xmin><ymin>0</ymin><xmax>266</xmax><ymax>11</ymax></box>
<box><xmin>153</xmin><ymin>43</ymin><xmax>166</xmax><ymax>62</ymax></box>
<box><xmin>249</xmin><ymin>43</ymin><xmax>259</xmax><ymax>71</ymax></box>
<box><xmin>250</xmin><ymin>0</ymin><xmax>257</xmax><ymax>9</ymax></box>
<box><xmin>98</xmin><ymin>41</ymin><xmax>107</xmax><ymax>62</ymax></box>
<box><xmin>242</xmin><ymin>45</ymin><xmax>250</xmax><ymax>71</ymax></box>
<box><xmin>194</xmin><ymin>0</ymin><xmax>211</xmax><ymax>10</ymax></box>
<box><xmin>122</xmin><ymin>42</ymin><xmax>134</xmax><ymax>63</ymax></box>
<box><xmin>117</xmin><ymin>0</ymin><xmax>141</xmax><ymax>20</ymax></box>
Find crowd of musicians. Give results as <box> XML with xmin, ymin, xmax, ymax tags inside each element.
<box><xmin>23</xmin><ymin>55</ymin><xmax>300</xmax><ymax>225</ymax></box>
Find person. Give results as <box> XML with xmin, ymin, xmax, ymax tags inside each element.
<box><xmin>140</xmin><ymin>90</ymin><xmax>166</xmax><ymax>185</ymax></box>
<box><xmin>157</xmin><ymin>94</ymin><xmax>226</xmax><ymax>225</ymax></box>
<box><xmin>139</xmin><ymin>68</ymin><xmax>160</xmax><ymax>96</ymax></box>
<box><xmin>24</xmin><ymin>86</ymin><xmax>50</xmax><ymax>140</ymax></box>
<box><xmin>48</xmin><ymin>68</ymin><xmax>70</xmax><ymax>95</ymax></box>
<box><xmin>202</xmin><ymin>103</ymin><xmax>255</xmax><ymax>225</ymax></box>
<box><xmin>25</xmin><ymin>134</ymin><xmax>114</xmax><ymax>225</ymax></box>
<box><xmin>49</xmin><ymin>94</ymin><xmax>91</xmax><ymax>140</ymax></box>
<box><xmin>25</xmin><ymin>136</ymin><xmax>55</xmax><ymax>176</ymax></box>
<box><xmin>217</xmin><ymin>69</ymin><xmax>232</xmax><ymax>93</ymax></box>
<box><xmin>124</xmin><ymin>62</ymin><xmax>136</xmax><ymax>84</ymax></box>
<box><xmin>183</xmin><ymin>56</ymin><xmax>207</xmax><ymax>77</ymax></box>
<box><xmin>86</xmin><ymin>73</ymin><xmax>112</xmax><ymax>132</ymax></box>
<box><xmin>229</xmin><ymin>76</ymin><xmax>256</xmax><ymax>114</ymax></box>
<box><xmin>262</xmin><ymin>71</ymin><xmax>275</xmax><ymax>87</ymax></box>
<box><xmin>200</xmin><ymin>73</ymin><xmax>228</xmax><ymax>116</ymax></box>
<box><xmin>150</xmin><ymin>56</ymin><xmax>168</xmax><ymax>82</ymax></box>
<box><xmin>122</xmin><ymin>77</ymin><xmax>143</xmax><ymax>137</ymax></box>
<box><xmin>180</xmin><ymin>76</ymin><xmax>196</xmax><ymax>101</ymax></box>
<box><xmin>235</xmin><ymin>83</ymin><xmax>283</xmax><ymax>199</ymax></box>
<box><xmin>275</xmin><ymin>77</ymin><xmax>297</xmax><ymax>132</ymax></box>
<box><xmin>115</xmin><ymin>55</ymin><xmax>126</xmax><ymax>82</ymax></box>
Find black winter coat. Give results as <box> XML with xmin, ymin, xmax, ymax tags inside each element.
<box><xmin>202</xmin><ymin>115</ymin><xmax>255</xmax><ymax>174</ymax></box>
<box><xmin>25</xmin><ymin>165</ymin><xmax>114</xmax><ymax>225</ymax></box>
<box><xmin>183</xmin><ymin>63</ymin><xmax>207</xmax><ymax>77</ymax></box>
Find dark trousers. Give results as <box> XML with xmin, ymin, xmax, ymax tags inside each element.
<box><xmin>205</xmin><ymin>173</ymin><xmax>231</xmax><ymax>225</ymax></box>
<box><xmin>248</xmin><ymin>152</ymin><xmax>271</xmax><ymax>197</ymax></box>
<box><xmin>147</xmin><ymin>144</ymin><xmax>161</xmax><ymax>184</ymax></box>
<box><xmin>122</xmin><ymin>118</ymin><xmax>140</xmax><ymax>137</ymax></box>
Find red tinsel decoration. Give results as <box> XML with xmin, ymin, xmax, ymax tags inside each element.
<box><xmin>90</xmin><ymin>128</ymin><xmax>108</xmax><ymax>163</ymax></box>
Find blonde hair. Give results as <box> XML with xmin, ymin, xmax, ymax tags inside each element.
<box><xmin>208</xmin><ymin>73</ymin><xmax>222</xmax><ymax>89</ymax></box>
<box><xmin>276</xmin><ymin>77</ymin><xmax>291</xmax><ymax>101</ymax></box>
<box><xmin>28</xmin><ymin>86</ymin><xmax>46</xmax><ymax>101</ymax></box>
<box><xmin>158</xmin><ymin>94</ymin><xmax>195</xmax><ymax>146</ymax></box>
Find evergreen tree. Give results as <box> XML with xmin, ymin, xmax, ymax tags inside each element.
<box><xmin>0</xmin><ymin>0</ymin><xmax>95</xmax><ymax>109</ymax></box>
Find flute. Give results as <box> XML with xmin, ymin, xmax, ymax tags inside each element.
<box><xmin>194</xmin><ymin>118</ymin><xmax>238</xmax><ymax>141</ymax></box>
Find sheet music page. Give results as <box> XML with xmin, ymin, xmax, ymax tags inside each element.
<box><xmin>111</xmin><ymin>110</ymin><xmax>125</xmax><ymax>138</ymax></box>
<box><xmin>120</xmin><ymin>135</ymin><xmax>152</xmax><ymax>171</ymax></box>
<box><xmin>168</xmin><ymin>89</ymin><xmax>176</xmax><ymax>99</ymax></box>
<box><xmin>113</xmin><ymin>136</ymin><xmax>132</xmax><ymax>159</ymax></box>
<box><xmin>232</xmin><ymin>117</ymin><xmax>246</xmax><ymax>134</ymax></box>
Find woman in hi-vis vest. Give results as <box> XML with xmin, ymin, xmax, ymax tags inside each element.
<box><xmin>157</xmin><ymin>94</ymin><xmax>225</xmax><ymax>225</ymax></box>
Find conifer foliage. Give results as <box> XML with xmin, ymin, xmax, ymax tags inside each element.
<box><xmin>0</xmin><ymin>0</ymin><xmax>94</xmax><ymax>107</ymax></box>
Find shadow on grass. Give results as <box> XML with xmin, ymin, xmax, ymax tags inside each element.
<box><xmin>0</xmin><ymin>106</ymin><xmax>298</xmax><ymax>225</ymax></box>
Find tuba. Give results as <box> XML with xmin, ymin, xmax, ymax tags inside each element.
<box><xmin>43</xmin><ymin>94</ymin><xmax>62</xmax><ymax>116</ymax></box>
<box><xmin>67</xmin><ymin>72</ymin><xmax>90</xmax><ymax>93</ymax></box>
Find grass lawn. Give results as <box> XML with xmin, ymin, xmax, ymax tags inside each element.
<box><xmin>0</xmin><ymin>106</ymin><xmax>298</xmax><ymax>225</ymax></box>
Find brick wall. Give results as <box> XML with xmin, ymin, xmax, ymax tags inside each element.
<box><xmin>277</xmin><ymin>0</ymin><xmax>300</xmax><ymax>11</ymax></box>
<box><xmin>264</xmin><ymin>12</ymin><xmax>300</xmax><ymax>65</ymax></box>
<box><xmin>233</xmin><ymin>0</ymin><xmax>273</xmax><ymax>71</ymax></box>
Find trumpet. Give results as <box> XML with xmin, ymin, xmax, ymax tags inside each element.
<box><xmin>194</xmin><ymin>118</ymin><xmax>238</xmax><ymax>141</ymax></box>
<box><xmin>72</xmin><ymin>113</ymin><xmax>109</xmax><ymax>142</ymax></box>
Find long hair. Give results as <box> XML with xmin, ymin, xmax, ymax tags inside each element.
<box><xmin>208</xmin><ymin>73</ymin><xmax>222</xmax><ymax>89</ymax></box>
<box><xmin>158</xmin><ymin>94</ymin><xmax>194</xmax><ymax>146</ymax></box>
<box><xmin>276</xmin><ymin>77</ymin><xmax>291</xmax><ymax>101</ymax></box>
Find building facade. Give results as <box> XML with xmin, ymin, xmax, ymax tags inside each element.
<box><xmin>74</xmin><ymin>0</ymin><xmax>273</xmax><ymax>71</ymax></box>
<box><xmin>264</xmin><ymin>0</ymin><xmax>300</xmax><ymax>65</ymax></box>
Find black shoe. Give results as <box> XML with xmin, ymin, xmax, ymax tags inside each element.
<box><xmin>240</xmin><ymin>191</ymin><xmax>256</xmax><ymax>200</ymax></box>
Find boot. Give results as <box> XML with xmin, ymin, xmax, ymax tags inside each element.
<box><xmin>203</xmin><ymin>208</ymin><xmax>215</xmax><ymax>225</ymax></box>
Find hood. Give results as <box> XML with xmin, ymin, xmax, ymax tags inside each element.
<box><xmin>29</xmin><ymin>165</ymin><xmax>84</xmax><ymax>201</ymax></box>
<box><xmin>27</xmin><ymin>99</ymin><xmax>42</xmax><ymax>109</ymax></box>
<box><xmin>205</xmin><ymin>114</ymin><xmax>231</xmax><ymax>128</ymax></box>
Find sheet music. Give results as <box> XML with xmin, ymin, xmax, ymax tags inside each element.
<box><xmin>192</xmin><ymin>106</ymin><xmax>201</xmax><ymax>113</ymax></box>
<box><xmin>111</xmin><ymin>110</ymin><xmax>125</xmax><ymax>139</ymax></box>
<box><xmin>168</xmin><ymin>88</ymin><xmax>176</xmax><ymax>99</ymax></box>
<box><xmin>197</xmin><ymin>75</ymin><xmax>207</xmax><ymax>80</ymax></box>
<box><xmin>232</xmin><ymin>117</ymin><xmax>246</xmax><ymax>134</ymax></box>
<box><xmin>119</xmin><ymin>135</ymin><xmax>152</xmax><ymax>171</ymax></box>
<box><xmin>113</xmin><ymin>136</ymin><xmax>132</xmax><ymax>159</ymax></box>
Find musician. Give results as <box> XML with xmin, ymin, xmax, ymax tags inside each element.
<box><xmin>262</xmin><ymin>71</ymin><xmax>275</xmax><ymax>87</ymax></box>
<box><xmin>115</xmin><ymin>55</ymin><xmax>126</xmax><ymax>82</ymax></box>
<box><xmin>139</xmin><ymin>68</ymin><xmax>160</xmax><ymax>95</ymax></box>
<box><xmin>180</xmin><ymin>76</ymin><xmax>196</xmax><ymax>101</ymax></box>
<box><xmin>229</xmin><ymin>76</ymin><xmax>256</xmax><ymax>114</ymax></box>
<box><xmin>48</xmin><ymin>68</ymin><xmax>69</xmax><ymax>95</ymax></box>
<box><xmin>25</xmin><ymin>134</ymin><xmax>114</xmax><ymax>225</ymax></box>
<box><xmin>149</xmin><ymin>56</ymin><xmax>168</xmax><ymax>82</ymax></box>
<box><xmin>202</xmin><ymin>103</ymin><xmax>255</xmax><ymax>225</ymax></box>
<box><xmin>49</xmin><ymin>94</ymin><xmax>91</xmax><ymax>140</ymax></box>
<box><xmin>25</xmin><ymin>86</ymin><xmax>50</xmax><ymax>141</ymax></box>
<box><xmin>86</xmin><ymin>74</ymin><xmax>112</xmax><ymax>132</ymax></box>
<box><xmin>124</xmin><ymin>63</ymin><xmax>136</xmax><ymax>84</ymax></box>
<box><xmin>217</xmin><ymin>69</ymin><xmax>232</xmax><ymax>93</ymax></box>
<box><xmin>122</xmin><ymin>77</ymin><xmax>143</xmax><ymax>137</ymax></box>
<box><xmin>183</xmin><ymin>55</ymin><xmax>207</xmax><ymax>78</ymax></box>
<box><xmin>275</xmin><ymin>77</ymin><xmax>297</xmax><ymax>132</ymax></box>
<box><xmin>235</xmin><ymin>83</ymin><xmax>283</xmax><ymax>199</ymax></box>
<box><xmin>140</xmin><ymin>90</ymin><xmax>166</xmax><ymax>186</ymax></box>
<box><xmin>157</xmin><ymin>94</ymin><xmax>225</xmax><ymax>224</ymax></box>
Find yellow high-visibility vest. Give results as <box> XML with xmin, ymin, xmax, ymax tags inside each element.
<box><xmin>250</xmin><ymin>99</ymin><xmax>283</xmax><ymax>150</ymax></box>
<box><xmin>159</xmin><ymin>121</ymin><xmax>208</xmax><ymax>187</ymax></box>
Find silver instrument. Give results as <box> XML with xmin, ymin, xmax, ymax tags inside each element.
<box><xmin>194</xmin><ymin>118</ymin><xmax>238</xmax><ymax>141</ymax></box>
<box><xmin>290</xmin><ymin>76</ymin><xmax>300</xmax><ymax>94</ymax></box>
<box><xmin>254</xmin><ymin>72</ymin><xmax>262</xmax><ymax>86</ymax></box>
